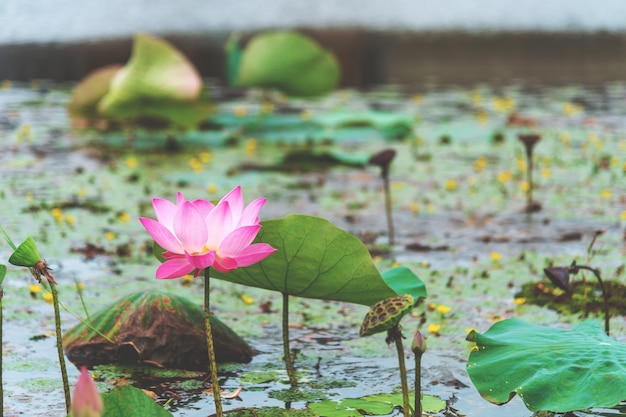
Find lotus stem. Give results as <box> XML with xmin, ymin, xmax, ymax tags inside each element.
<box><xmin>390</xmin><ymin>327</ymin><xmax>410</xmax><ymax>417</ymax></box>
<box><xmin>573</xmin><ymin>265</ymin><xmax>610</xmax><ymax>336</ymax></box>
<box><xmin>413</xmin><ymin>349</ymin><xmax>423</xmax><ymax>417</ymax></box>
<box><xmin>382</xmin><ymin>169</ymin><xmax>395</xmax><ymax>246</ymax></box>
<box><xmin>282</xmin><ymin>292</ymin><xmax>298</xmax><ymax>387</ymax></box>
<box><xmin>50</xmin><ymin>282</ymin><xmax>71</xmax><ymax>412</ymax></box>
<box><xmin>204</xmin><ymin>268</ymin><xmax>223</xmax><ymax>417</ymax></box>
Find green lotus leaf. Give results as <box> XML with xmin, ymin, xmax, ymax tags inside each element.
<box><xmin>98</xmin><ymin>33</ymin><xmax>210</xmax><ymax>128</ymax></box>
<box><xmin>101</xmin><ymin>385</ymin><xmax>173</xmax><ymax>417</ymax></box>
<box><xmin>8</xmin><ymin>237</ymin><xmax>41</xmax><ymax>267</ymax></box>
<box><xmin>236</xmin><ymin>30</ymin><xmax>340</xmax><ymax>96</ymax></box>
<box><xmin>466</xmin><ymin>318</ymin><xmax>626</xmax><ymax>412</ymax></box>
<box><xmin>63</xmin><ymin>291</ymin><xmax>253</xmax><ymax>370</ymax></box>
<box><xmin>211</xmin><ymin>215</ymin><xmax>427</xmax><ymax>306</ymax></box>
<box><xmin>68</xmin><ymin>65</ymin><xmax>122</xmax><ymax>120</ymax></box>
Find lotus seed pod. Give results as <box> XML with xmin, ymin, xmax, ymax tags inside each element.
<box><xmin>360</xmin><ymin>294</ymin><xmax>415</xmax><ymax>337</ymax></box>
<box><xmin>8</xmin><ymin>237</ymin><xmax>42</xmax><ymax>267</ymax></box>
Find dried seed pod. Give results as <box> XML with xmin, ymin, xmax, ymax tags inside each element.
<box><xmin>360</xmin><ymin>294</ymin><xmax>415</xmax><ymax>337</ymax></box>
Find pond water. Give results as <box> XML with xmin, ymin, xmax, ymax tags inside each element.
<box><xmin>0</xmin><ymin>79</ymin><xmax>625</xmax><ymax>416</ymax></box>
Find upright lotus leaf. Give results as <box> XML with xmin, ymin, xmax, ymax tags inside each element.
<box><xmin>466</xmin><ymin>318</ymin><xmax>626</xmax><ymax>412</ymax></box>
<box><xmin>63</xmin><ymin>291</ymin><xmax>253</xmax><ymax>370</ymax></box>
<box><xmin>360</xmin><ymin>294</ymin><xmax>414</xmax><ymax>337</ymax></box>
<box><xmin>67</xmin><ymin>65</ymin><xmax>122</xmax><ymax>120</ymax></box>
<box><xmin>225</xmin><ymin>32</ymin><xmax>242</xmax><ymax>87</ymax></box>
<box><xmin>8</xmin><ymin>237</ymin><xmax>41</xmax><ymax>267</ymax></box>
<box><xmin>98</xmin><ymin>33</ymin><xmax>210</xmax><ymax>129</ymax></box>
<box><xmin>101</xmin><ymin>385</ymin><xmax>173</xmax><ymax>417</ymax></box>
<box><xmin>236</xmin><ymin>30</ymin><xmax>340</xmax><ymax>96</ymax></box>
<box><xmin>210</xmin><ymin>215</ymin><xmax>427</xmax><ymax>306</ymax></box>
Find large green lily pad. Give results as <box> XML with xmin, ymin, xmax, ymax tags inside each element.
<box><xmin>211</xmin><ymin>215</ymin><xmax>427</xmax><ymax>306</ymax></box>
<box><xmin>466</xmin><ymin>318</ymin><xmax>626</xmax><ymax>412</ymax></box>
<box><xmin>235</xmin><ymin>30</ymin><xmax>340</xmax><ymax>96</ymax></box>
<box><xmin>63</xmin><ymin>291</ymin><xmax>253</xmax><ymax>370</ymax></box>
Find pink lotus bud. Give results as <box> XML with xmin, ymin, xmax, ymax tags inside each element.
<box><xmin>411</xmin><ymin>330</ymin><xmax>426</xmax><ymax>354</ymax></box>
<box><xmin>71</xmin><ymin>367</ymin><xmax>103</xmax><ymax>417</ymax></box>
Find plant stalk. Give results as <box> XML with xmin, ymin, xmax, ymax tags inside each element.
<box><xmin>393</xmin><ymin>329</ymin><xmax>410</xmax><ymax>417</ymax></box>
<box><xmin>525</xmin><ymin>150</ymin><xmax>534</xmax><ymax>211</ymax></box>
<box><xmin>575</xmin><ymin>265</ymin><xmax>610</xmax><ymax>335</ymax></box>
<box><xmin>382</xmin><ymin>168</ymin><xmax>395</xmax><ymax>245</ymax></box>
<box><xmin>282</xmin><ymin>292</ymin><xmax>298</xmax><ymax>387</ymax></box>
<box><xmin>414</xmin><ymin>350</ymin><xmax>423</xmax><ymax>417</ymax></box>
<box><xmin>50</xmin><ymin>283</ymin><xmax>70</xmax><ymax>413</ymax></box>
<box><xmin>204</xmin><ymin>268</ymin><xmax>223</xmax><ymax>417</ymax></box>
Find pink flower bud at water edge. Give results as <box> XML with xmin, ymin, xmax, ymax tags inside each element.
<box><xmin>71</xmin><ymin>367</ymin><xmax>103</xmax><ymax>417</ymax></box>
<box><xmin>411</xmin><ymin>330</ymin><xmax>426</xmax><ymax>355</ymax></box>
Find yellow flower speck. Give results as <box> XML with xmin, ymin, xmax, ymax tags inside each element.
<box><xmin>234</xmin><ymin>105</ymin><xmax>248</xmax><ymax>117</ymax></box>
<box><xmin>427</xmin><ymin>303</ymin><xmax>437</xmax><ymax>311</ymax></box>
<box><xmin>410</xmin><ymin>202</ymin><xmax>420</xmax><ymax>214</ymax></box>
<box><xmin>411</xmin><ymin>93</ymin><xmax>424</xmax><ymax>104</ymax></box>
<box><xmin>563</xmin><ymin>102</ymin><xmax>583</xmax><ymax>116</ymax></box>
<box><xmin>126</xmin><ymin>156</ymin><xmax>138</xmax><ymax>169</ymax></box>
<box><xmin>118</xmin><ymin>212</ymin><xmax>130</xmax><ymax>223</ymax></box>
<box><xmin>189</xmin><ymin>157</ymin><xmax>203</xmax><ymax>173</ymax></box>
<box><xmin>392</xmin><ymin>181</ymin><xmax>405</xmax><ymax>191</ymax></box>
<box><xmin>444</xmin><ymin>179</ymin><xmax>457</xmax><ymax>191</ymax></box>
<box><xmin>65</xmin><ymin>215</ymin><xmax>76</xmax><ymax>226</ymax></box>
<box><xmin>520</xmin><ymin>181</ymin><xmax>530</xmax><ymax>193</ymax></box>
<box><xmin>476</xmin><ymin>110</ymin><xmax>488</xmax><ymax>125</ymax></box>
<box><xmin>541</xmin><ymin>168</ymin><xmax>551</xmax><ymax>179</ymax></box>
<box><xmin>182</xmin><ymin>274</ymin><xmax>194</xmax><ymax>283</ymax></box>
<box><xmin>76</xmin><ymin>282</ymin><xmax>84</xmax><ymax>291</ymax></box>
<box><xmin>105</xmin><ymin>232</ymin><xmax>116</xmax><ymax>240</ymax></box>
<box><xmin>51</xmin><ymin>208</ymin><xmax>64</xmax><ymax>222</ymax></box>
<box><xmin>621</xmin><ymin>211</ymin><xmax>626</xmax><ymax>221</ymax></box>
<box><xmin>200</xmin><ymin>152</ymin><xmax>212</xmax><ymax>164</ymax></box>
<box><xmin>245</xmin><ymin>138</ymin><xmax>257</xmax><ymax>157</ymax></box>
<box><xmin>600</xmin><ymin>189</ymin><xmax>612</xmax><ymax>199</ymax></box>
<box><xmin>513</xmin><ymin>297</ymin><xmax>526</xmax><ymax>305</ymax></box>
<box><xmin>474</xmin><ymin>156</ymin><xmax>488</xmax><ymax>172</ymax></box>
<box><xmin>29</xmin><ymin>284</ymin><xmax>42</xmax><ymax>294</ymax></box>
<box><xmin>490</xmin><ymin>252</ymin><xmax>502</xmax><ymax>261</ymax></box>
<box><xmin>470</xmin><ymin>91</ymin><xmax>483</xmax><ymax>105</ymax></box>
<box><xmin>493</xmin><ymin>96</ymin><xmax>515</xmax><ymax>112</ymax></box>
<box><xmin>427</xmin><ymin>324</ymin><xmax>441</xmax><ymax>334</ymax></box>
<box><xmin>42</xmin><ymin>292</ymin><xmax>53</xmax><ymax>304</ymax></box>
<box><xmin>2</xmin><ymin>80</ymin><xmax>11</xmax><ymax>90</ymax></box>
<box><xmin>26</xmin><ymin>192</ymin><xmax>33</xmax><ymax>201</ymax></box>
<box><xmin>437</xmin><ymin>305</ymin><xmax>451</xmax><ymax>314</ymax></box>
<box><xmin>240</xmin><ymin>295</ymin><xmax>254</xmax><ymax>305</ymax></box>
<box><xmin>207</xmin><ymin>183</ymin><xmax>218</xmax><ymax>194</ymax></box>
<box><xmin>560</xmin><ymin>132</ymin><xmax>571</xmax><ymax>145</ymax></box>
<box><xmin>497</xmin><ymin>171</ymin><xmax>513</xmax><ymax>183</ymax></box>
<box><xmin>77</xmin><ymin>188</ymin><xmax>88</xmax><ymax>198</ymax></box>
<box><xmin>516</xmin><ymin>158</ymin><xmax>527</xmax><ymax>172</ymax></box>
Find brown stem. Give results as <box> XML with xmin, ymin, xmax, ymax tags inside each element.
<box><xmin>392</xmin><ymin>327</ymin><xmax>410</xmax><ymax>417</ymax></box>
<box><xmin>204</xmin><ymin>268</ymin><xmax>223</xmax><ymax>417</ymax></box>
<box><xmin>282</xmin><ymin>292</ymin><xmax>298</xmax><ymax>387</ymax></box>
<box><xmin>573</xmin><ymin>265</ymin><xmax>610</xmax><ymax>335</ymax></box>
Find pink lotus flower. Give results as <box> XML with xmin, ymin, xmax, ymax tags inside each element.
<box><xmin>71</xmin><ymin>367</ymin><xmax>103</xmax><ymax>417</ymax></box>
<box><xmin>140</xmin><ymin>186</ymin><xmax>276</xmax><ymax>278</ymax></box>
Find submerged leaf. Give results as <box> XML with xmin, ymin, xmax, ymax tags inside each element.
<box><xmin>236</xmin><ymin>30</ymin><xmax>340</xmax><ymax>96</ymax></box>
<box><xmin>63</xmin><ymin>291</ymin><xmax>253</xmax><ymax>370</ymax></box>
<box><xmin>466</xmin><ymin>318</ymin><xmax>626</xmax><ymax>412</ymax></box>
<box><xmin>210</xmin><ymin>215</ymin><xmax>426</xmax><ymax>306</ymax></box>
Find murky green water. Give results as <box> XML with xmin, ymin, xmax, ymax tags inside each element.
<box><xmin>0</xmin><ymin>81</ymin><xmax>624</xmax><ymax>416</ymax></box>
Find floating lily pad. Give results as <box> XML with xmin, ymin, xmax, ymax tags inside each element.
<box><xmin>309</xmin><ymin>392</ymin><xmax>446</xmax><ymax>416</ymax></box>
<box><xmin>466</xmin><ymin>318</ymin><xmax>626</xmax><ymax>412</ymax></box>
<box><xmin>63</xmin><ymin>291</ymin><xmax>253</xmax><ymax>370</ymax></box>
<box><xmin>235</xmin><ymin>30</ymin><xmax>340</xmax><ymax>96</ymax></box>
